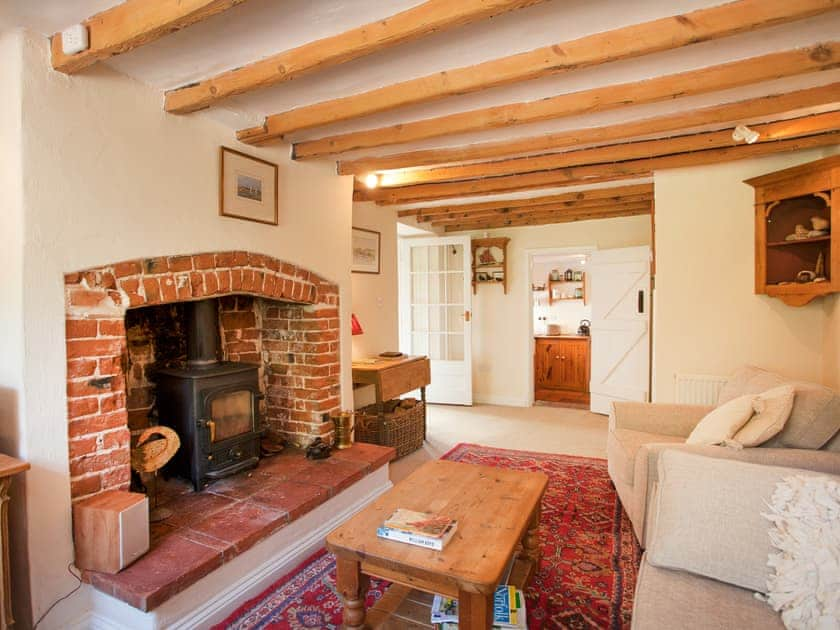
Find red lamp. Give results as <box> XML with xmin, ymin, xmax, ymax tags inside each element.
<box><xmin>351</xmin><ymin>313</ymin><xmax>364</xmax><ymax>336</ymax></box>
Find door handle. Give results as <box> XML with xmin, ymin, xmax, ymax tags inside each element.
<box><xmin>463</xmin><ymin>310</ymin><xmax>471</xmax><ymax>322</ymax></box>
<box><xmin>637</xmin><ymin>290</ymin><xmax>645</xmax><ymax>314</ymax></box>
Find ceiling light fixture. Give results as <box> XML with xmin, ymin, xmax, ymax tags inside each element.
<box><xmin>732</xmin><ymin>124</ymin><xmax>760</xmax><ymax>144</ymax></box>
<box><xmin>364</xmin><ymin>173</ymin><xmax>380</xmax><ymax>189</ymax></box>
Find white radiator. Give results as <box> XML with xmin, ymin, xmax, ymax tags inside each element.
<box><xmin>674</xmin><ymin>373</ymin><xmax>728</xmax><ymax>406</ymax></box>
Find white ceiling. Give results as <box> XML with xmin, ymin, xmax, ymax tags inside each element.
<box><xmin>5</xmin><ymin>0</ymin><xmax>839</xmax><ymax>208</ymax></box>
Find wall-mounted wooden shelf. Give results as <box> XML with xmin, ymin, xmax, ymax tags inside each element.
<box><xmin>547</xmin><ymin>274</ymin><xmax>587</xmax><ymax>305</ymax></box>
<box><xmin>745</xmin><ymin>155</ymin><xmax>838</xmax><ymax>307</ymax></box>
<box><xmin>471</xmin><ymin>237</ymin><xmax>510</xmax><ymax>294</ymax></box>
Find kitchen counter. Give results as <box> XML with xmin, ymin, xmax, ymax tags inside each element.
<box><xmin>534</xmin><ymin>334</ymin><xmax>590</xmax><ymax>340</ymax></box>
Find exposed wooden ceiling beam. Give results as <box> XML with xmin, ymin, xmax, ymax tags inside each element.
<box><xmin>240</xmin><ymin>0</ymin><xmax>838</xmax><ymax>140</ymax></box>
<box><xmin>396</xmin><ymin>183</ymin><xmax>655</xmax><ymax>218</ymax></box>
<box><xmin>291</xmin><ymin>42</ymin><xmax>840</xmax><ymax>158</ymax></box>
<box><xmin>364</xmin><ymin>130</ymin><xmax>840</xmax><ymax>204</ymax></box>
<box><xmin>360</xmin><ymin>171</ymin><xmax>648</xmax><ymax>204</ymax></box>
<box><xmin>369</xmin><ymin>111</ymin><xmax>840</xmax><ymax>187</ymax></box>
<box><xmin>165</xmin><ymin>0</ymin><xmax>546</xmax><ymax>115</ymax></box>
<box><xmin>437</xmin><ymin>201</ymin><xmax>654</xmax><ymax>227</ymax></box>
<box><xmin>443</xmin><ymin>207</ymin><xmax>652</xmax><ymax>232</ymax></box>
<box><xmin>51</xmin><ymin>0</ymin><xmax>247</xmax><ymax>74</ymax></box>
<box><xmin>339</xmin><ymin>83</ymin><xmax>840</xmax><ymax>174</ymax></box>
<box><xmin>427</xmin><ymin>197</ymin><xmax>653</xmax><ymax>227</ymax></box>
<box><xmin>423</xmin><ymin>194</ymin><xmax>654</xmax><ymax>224</ymax></box>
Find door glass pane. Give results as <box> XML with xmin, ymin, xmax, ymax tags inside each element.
<box><xmin>428</xmin><ymin>333</ymin><xmax>445</xmax><ymax>360</ymax></box>
<box><xmin>429</xmin><ymin>245</ymin><xmax>445</xmax><ymax>272</ymax></box>
<box><xmin>411</xmin><ymin>246</ymin><xmax>428</xmax><ymax>272</ymax></box>
<box><xmin>411</xmin><ymin>306</ymin><xmax>428</xmax><ymax>332</ymax></box>
<box><xmin>411</xmin><ymin>332</ymin><xmax>429</xmax><ymax>356</ymax></box>
<box><xmin>447</xmin><ymin>306</ymin><xmax>464</xmax><ymax>333</ymax></box>
<box><xmin>448</xmin><ymin>334</ymin><xmax>464</xmax><ymax>361</ymax></box>
<box><xmin>446</xmin><ymin>273</ymin><xmax>463</xmax><ymax>305</ymax></box>
<box><xmin>412</xmin><ymin>274</ymin><xmax>428</xmax><ymax>304</ymax></box>
<box><xmin>429</xmin><ymin>306</ymin><xmax>446</xmax><ymax>332</ymax></box>
<box><xmin>210</xmin><ymin>390</ymin><xmax>253</xmax><ymax>442</ymax></box>
<box><xmin>428</xmin><ymin>273</ymin><xmax>445</xmax><ymax>304</ymax></box>
<box><xmin>446</xmin><ymin>244</ymin><xmax>464</xmax><ymax>271</ymax></box>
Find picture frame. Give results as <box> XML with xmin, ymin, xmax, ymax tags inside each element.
<box><xmin>352</xmin><ymin>227</ymin><xmax>381</xmax><ymax>274</ymax></box>
<box><xmin>219</xmin><ymin>147</ymin><xmax>278</xmax><ymax>225</ymax></box>
<box><xmin>573</xmin><ymin>270</ymin><xmax>584</xmax><ymax>281</ymax></box>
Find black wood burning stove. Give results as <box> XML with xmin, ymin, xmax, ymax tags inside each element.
<box><xmin>156</xmin><ymin>299</ymin><xmax>262</xmax><ymax>490</ymax></box>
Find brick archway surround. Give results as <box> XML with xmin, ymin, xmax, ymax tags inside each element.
<box><xmin>64</xmin><ymin>251</ymin><xmax>340</xmax><ymax>501</ymax></box>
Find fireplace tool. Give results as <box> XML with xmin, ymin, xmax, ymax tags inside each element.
<box><xmin>131</xmin><ymin>425</ymin><xmax>181</xmax><ymax>522</ymax></box>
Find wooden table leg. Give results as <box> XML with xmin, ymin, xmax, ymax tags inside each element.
<box><xmin>458</xmin><ymin>590</ymin><xmax>494</xmax><ymax>630</ymax></box>
<box><xmin>522</xmin><ymin>503</ymin><xmax>541</xmax><ymax>567</ymax></box>
<box><xmin>336</xmin><ymin>557</ymin><xmax>370</xmax><ymax>630</ymax></box>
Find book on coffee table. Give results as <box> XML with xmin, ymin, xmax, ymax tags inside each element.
<box><xmin>384</xmin><ymin>509</ymin><xmax>454</xmax><ymax>538</ymax></box>
<box><xmin>377</xmin><ymin>520</ymin><xmax>457</xmax><ymax>550</ymax></box>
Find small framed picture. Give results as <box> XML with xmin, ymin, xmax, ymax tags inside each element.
<box><xmin>573</xmin><ymin>271</ymin><xmax>584</xmax><ymax>281</ymax></box>
<box><xmin>352</xmin><ymin>227</ymin><xmax>381</xmax><ymax>274</ymax></box>
<box><xmin>219</xmin><ymin>147</ymin><xmax>278</xmax><ymax>225</ymax></box>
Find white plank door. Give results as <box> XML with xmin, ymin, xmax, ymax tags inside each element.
<box><xmin>588</xmin><ymin>246</ymin><xmax>651</xmax><ymax>415</ymax></box>
<box><xmin>399</xmin><ymin>236</ymin><xmax>473</xmax><ymax>405</ymax></box>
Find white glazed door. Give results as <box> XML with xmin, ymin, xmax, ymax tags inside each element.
<box><xmin>399</xmin><ymin>236</ymin><xmax>473</xmax><ymax>405</ymax></box>
<box><xmin>588</xmin><ymin>246</ymin><xmax>651</xmax><ymax>415</ymax></box>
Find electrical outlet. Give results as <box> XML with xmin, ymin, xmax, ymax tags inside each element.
<box><xmin>61</xmin><ymin>24</ymin><xmax>89</xmax><ymax>56</ymax></box>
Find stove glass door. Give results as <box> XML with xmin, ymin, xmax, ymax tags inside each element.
<box><xmin>209</xmin><ymin>390</ymin><xmax>253</xmax><ymax>442</ymax></box>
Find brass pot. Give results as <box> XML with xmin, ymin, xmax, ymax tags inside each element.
<box><xmin>331</xmin><ymin>411</ymin><xmax>355</xmax><ymax>449</ymax></box>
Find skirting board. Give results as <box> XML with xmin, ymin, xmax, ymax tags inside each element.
<box><xmin>45</xmin><ymin>466</ymin><xmax>392</xmax><ymax>630</ymax></box>
<box><xmin>473</xmin><ymin>394</ymin><xmax>530</xmax><ymax>408</ymax></box>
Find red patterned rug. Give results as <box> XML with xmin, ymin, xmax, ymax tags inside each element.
<box><xmin>214</xmin><ymin>443</ymin><xmax>641</xmax><ymax>629</ymax></box>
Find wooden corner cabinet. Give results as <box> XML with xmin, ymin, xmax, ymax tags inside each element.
<box><xmin>745</xmin><ymin>155</ymin><xmax>839</xmax><ymax>306</ymax></box>
<box><xmin>471</xmin><ymin>237</ymin><xmax>509</xmax><ymax>294</ymax></box>
<box><xmin>534</xmin><ymin>336</ymin><xmax>590</xmax><ymax>404</ymax></box>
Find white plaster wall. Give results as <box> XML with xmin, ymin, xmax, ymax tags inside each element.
<box><xmin>652</xmin><ymin>146</ymin><xmax>840</xmax><ymax>402</ymax></box>
<box><xmin>351</xmin><ymin>203</ymin><xmax>399</xmax><ymax>359</ymax></box>
<box><xmin>465</xmin><ymin>216</ymin><xmax>652</xmax><ymax>406</ymax></box>
<box><xmin>0</xmin><ymin>28</ymin><xmax>32</xmax><ymax>629</ymax></box>
<box><xmin>15</xmin><ymin>30</ymin><xmax>354</xmax><ymax>623</ymax></box>
<box><xmin>822</xmin><ymin>295</ymin><xmax>840</xmax><ymax>391</ymax></box>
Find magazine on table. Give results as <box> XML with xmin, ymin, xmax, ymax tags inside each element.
<box><xmin>432</xmin><ymin>585</ymin><xmax>527</xmax><ymax>629</ymax></box>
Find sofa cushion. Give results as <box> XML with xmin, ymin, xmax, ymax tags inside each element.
<box><xmin>609</xmin><ymin>428</ymin><xmax>683</xmax><ymax>487</ymax></box>
<box><xmin>718</xmin><ymin>366</ymin><xmax>840</xmax><ymax>450</ymax></box>
<box><xmin>686</xmin><ymin>393</ymin><xmax>756</xmax><ymax>446</ymax></box>
<box><xmin>646</xmin><ymin>451</ymin><xmax>815</xmax><ymax>593</ymax></box>
<box><xmin>733</xmin><ymin>385</ymin><xmax>795</xmax><ymax>447</ymax></box>
<box><xmin>632</xmin><ymin>556</ymin><xmax>783</xmax><ymax>630</ymax></box>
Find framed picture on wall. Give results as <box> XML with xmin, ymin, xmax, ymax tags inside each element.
<box><xmin>352</xmin><ymin>228</ymin><xmax>381</xmax><ymax>274</ymax></box>
<box><xmin>219</xmin><ymin>147</ymin><xmax>278</xmax><ymax>225</ymax></box>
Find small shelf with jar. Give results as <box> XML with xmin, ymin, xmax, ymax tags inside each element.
<box><xmin>471</xmin><ymin>237</ymin><xmax>510</xmax><ymax>294</ymax></box>
<box><xmin>745</xmin><ymin>155</ymin><xmax>838</xmax><ymax>307</ymax></box>
<box><xmin>547</xmin><ymin>271</ymin><xmax>588</xmax><ymax>305</ymax></box>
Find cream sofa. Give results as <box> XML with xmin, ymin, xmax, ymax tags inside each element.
<box><xmin>607</xmin><ymin>366</ymin><xmax>840</xmax><ymax>547</ymax></box>
<box><xmin>633</xmin><ymin>450</ymin><xmax>840</xmax><ymax>629</ymax></box>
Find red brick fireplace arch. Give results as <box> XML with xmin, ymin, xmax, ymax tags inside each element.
<box><xmin>64</xmin><ymin>251</ymin><xmax>340</xmax><ymax>501</ymax></box>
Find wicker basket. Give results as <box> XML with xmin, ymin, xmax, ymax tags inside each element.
<box><xmin>355</xmin><ymin>400</ymin><xmax>425</xmax><ymax>458</ymax></box>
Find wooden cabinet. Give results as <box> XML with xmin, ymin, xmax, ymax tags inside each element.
<box><xmin>0</xmin><ymin>455</ymin><xmax>28</xmax><ymax>630</ymax></box>
<box><xmin>745</xmin><ymin>155</ymin><xmax>839</xmax><ymax>306</ymax></box>
<box><xmin>534</xmin><ymin>337</ymin><xmax>590</xmax><ymax>403</ymax></box>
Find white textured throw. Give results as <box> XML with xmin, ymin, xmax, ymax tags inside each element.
<box><xmin>762</xmin><ymin>475</ymin><xmax>840</xmax><ymax>630</ymax></box>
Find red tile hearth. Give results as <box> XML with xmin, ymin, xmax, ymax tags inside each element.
<box><xmin>82</xmin><ymin>444</ymin><xmax>395</xmax><ymax>611</ymax></box>
<box><xmin>63</xmin><ymin>251</ymin><xmax>342</xmax><ymax>502</ymax></box>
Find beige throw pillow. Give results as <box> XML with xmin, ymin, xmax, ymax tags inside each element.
<box><xmin>686</xmin><ymin>393</ymin><xmax>755</xmax><ymax>445</ymax></box>
<box><xmin>733</xmin><ymin>385</ymin><xmax>796</xmax><ymax>447</ymax></box>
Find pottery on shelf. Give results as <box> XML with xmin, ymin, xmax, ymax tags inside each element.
<box><xmin>811</xmin><ymin>216</ymin><xmax>830</xmax><ymax>231</ymax></box>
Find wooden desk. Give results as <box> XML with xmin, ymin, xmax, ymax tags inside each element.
<box><xmin>0</xmin><ymin>455</ymin><xmax>28</xmax><ymax>629</ymax></box>
<box><xmin>352</xmin><ymin>356</ymin><xmax>430</xmax><ymax>438</ymax></box>
<box><xmin>326</xmin><ymin>460</ymin><xmax>547</xmax><ymax>629</ymax></box>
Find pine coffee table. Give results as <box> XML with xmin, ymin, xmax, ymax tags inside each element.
<box><xmin>326</xmin><ymin>459</ymin><xmax>548</xmax><ymax>629</ymax></box>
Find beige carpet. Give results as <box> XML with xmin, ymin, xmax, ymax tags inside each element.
<box><xmin>390</xmin><ymin>403</ymin><xmax>609</xmax><ymax>483</ymax></box>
